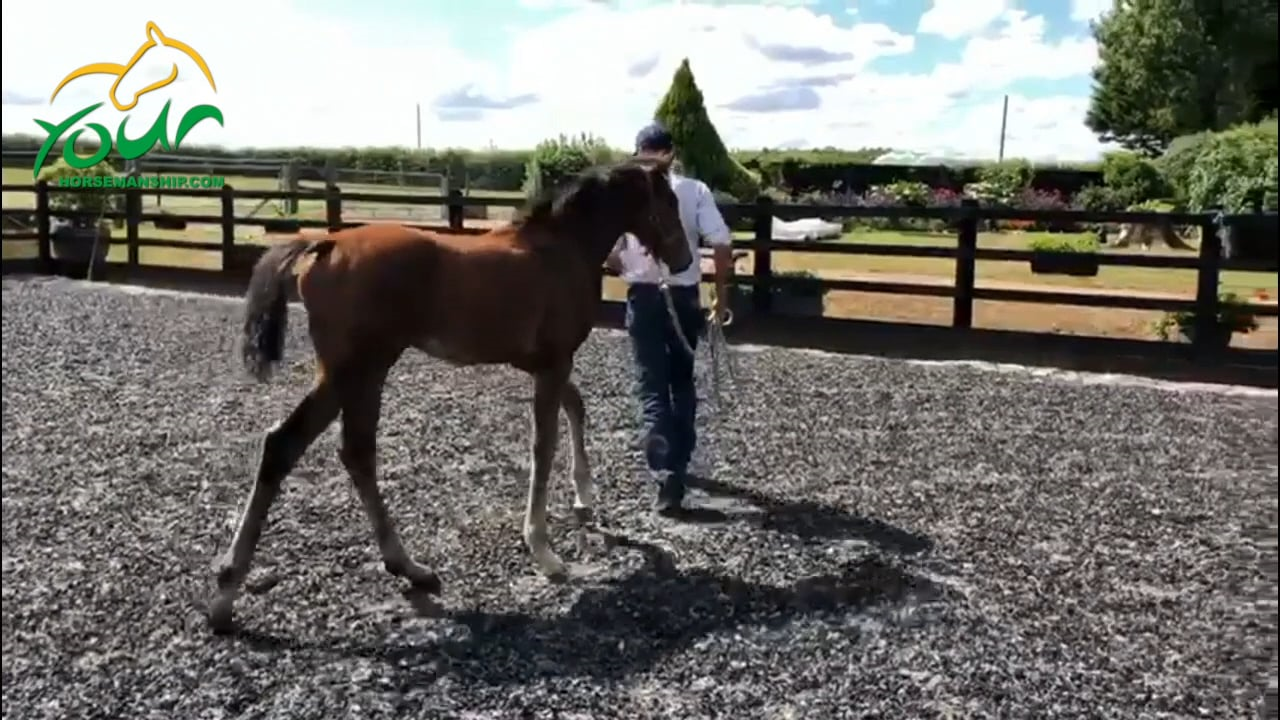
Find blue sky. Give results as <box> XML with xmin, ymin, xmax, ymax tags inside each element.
<box><xmin>0</xmin><ymin>0</ymin><xmax>1116</xmax><ymax>160</ymax></box>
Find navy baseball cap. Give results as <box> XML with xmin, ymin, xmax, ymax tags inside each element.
<box><xmin>634</xmin><ymin>122</ymin><xmax>674</xmax><ymax>153</ymax></box>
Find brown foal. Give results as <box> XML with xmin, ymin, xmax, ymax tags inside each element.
<box><xmin>208</xmin><ymin>158</ymin><xmax>693</xmax><ymax>632</ymax></box>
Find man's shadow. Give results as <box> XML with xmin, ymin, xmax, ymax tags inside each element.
<box><xmin>229</xmin><ymin>531</ymin><xmax>947</xmax><ymax>688</ymax></box>
<box><xmin>684</xmin><ymin>474</ymin><xmax>933</xmax><ymax>556</ymax></box>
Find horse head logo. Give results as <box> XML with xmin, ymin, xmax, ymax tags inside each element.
<box><xmin>49</xmin><ymin>21</ymin><xmax>217</xmax><ymax>112</ymax></box>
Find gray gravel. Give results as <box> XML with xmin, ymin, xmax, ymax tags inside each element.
<box><xmin>2</xmin><ymin>275</ymin><xmax>1276</xmax><ymax>720</ymax></box>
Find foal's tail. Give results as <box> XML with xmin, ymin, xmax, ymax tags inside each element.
<box><xmin>241</xmin><ymin>236</ymin><xmax>331</xmax><ymax>382</ymax></box>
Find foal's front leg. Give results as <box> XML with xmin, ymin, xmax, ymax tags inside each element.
<box><xmin>525</xmin><ymin>366</ymin><xmax>570</xmax><ymax>580</ymax></box>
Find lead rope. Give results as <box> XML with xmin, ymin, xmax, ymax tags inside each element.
<box><xmin>656</xmin><ymin>261</ymin><xmax>738</xmax><ymax>422</ymax></box>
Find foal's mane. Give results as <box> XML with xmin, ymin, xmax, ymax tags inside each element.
<box><xmin>510</xmin><ymin>157</ymin><xmax>665</xmax><ymax>247</ymax></box>
<box><xmin>512</xmin><ymin>165</ymin><xmax>610</xmax><ymax>233</ymax></box>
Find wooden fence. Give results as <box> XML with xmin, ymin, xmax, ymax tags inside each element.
<box><xmin>2</xmin><ymin>180</ymin><xmax>1277</xmax><ymax>360</ymax></box>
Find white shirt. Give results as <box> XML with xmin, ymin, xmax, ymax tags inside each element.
<box><xmin>613</xmin><ymin>172</ymin><xmax>732</xmax><ymax>286</ymax></box>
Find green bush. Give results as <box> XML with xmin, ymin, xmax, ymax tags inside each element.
<box><xmin>973</xmin><ymin>159</ymin><xmax>1033</xmax><ymax>203</ymax></box>
<box><xmin>521</xmin><ymin>132</ymin><xmax>616</xmax><ymax>197</ymax></box>
<box><xmin>37</xmin><ymin>158</ymin><xmax>119</xmax><ymax>220</ymax></box>
<box><xmin>1100</xmin><ymin>151</ymin><xmax>1168</xmax><ymax>207</ymax></box>
<box><xmin>873</xmin><ymin>180</ymin><xmax>931</xmax><ymax>206</ymax></box>
<box><xmin>1154</xmin><ymin>292</ymin><xmax>1260</xmax><ymax>341</ymax></box>
<box><xmin>1156</xmin><ymin>131</ymin><xmax>1214</xmax><ymax>205</ymax></box>
<box><xmin>1028</xmin><ymin>234</ymin><xmax>1100</xmax><ymax>253</ymax></box>
<box><xmin>1187</xmin><ymin>119</ymin><xmax>1279</xmax><ymax>213</ymax></box>
<box><xmin>1073</xmin><ymin>184</ymin><xmax>1127</xmax><ymax>212</ymax></box>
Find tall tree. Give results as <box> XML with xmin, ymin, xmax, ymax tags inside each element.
<box><xmin>1086</xmin><ymin>0</ymin><xmax>1279</xmax><ymax>155</ymax></box>
<box><xmin>653</xmin><ymin>59</ymin><xmax>759</xmax><ymax>199</ymax></box>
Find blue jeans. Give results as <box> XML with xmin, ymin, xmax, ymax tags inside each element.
<box><xmin>626</xmin><ymin>284</ymin><xmax>705</xmax><ymax>481</ymax></box>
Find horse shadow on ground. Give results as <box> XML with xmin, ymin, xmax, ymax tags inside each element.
<box><xmin>684</xmin><ymin>474</ymin><xmax>934</xmax><ymax>556</ymax></box>
<box><xmin>229</xmin><ymin>525</ymin><xmax>949</xmax><ymax>688</ymax></box>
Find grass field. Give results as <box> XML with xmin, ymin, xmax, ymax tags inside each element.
<box><xmin>3</xmin><ymin>167</ymin><xmax>1275</xmax><ymax>347</ymax></box>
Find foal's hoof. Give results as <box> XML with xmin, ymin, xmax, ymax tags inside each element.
<box><xmin>206</xmin><ymin>600</ymin><xmax>237</xmax><ymax>635</ymax></box>
<box><xmin>409</xmin><ymin>572</ymin><xmax>443</xmax><ymax>596</ymax></box>
<box><xmin>542</xmin><ymin>560</ymin><xmax>571</xmax><ymax>584</ymax></box>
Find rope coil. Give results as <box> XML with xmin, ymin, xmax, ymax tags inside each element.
<box><xmin>656</xmin><ymin>263</ymin><xmax>738</xmax><ymax>420</ymax></box>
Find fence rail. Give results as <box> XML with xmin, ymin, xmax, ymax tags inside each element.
<box><xmin>2</xmin><ymin>180</ymin><xmax>1276</xmax><ymax>357</ymax></box>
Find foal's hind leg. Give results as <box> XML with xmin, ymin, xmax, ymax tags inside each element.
<box><xmin>209</xmin><ymin>378</ymin><xmax>340</xmax><ymax>632</ymax></box>
<box><xmin>561</xmin><ymin>380</ymin><xmax>594</xmax><ymax>525</ymax></box>
<box><xmin>525</xmin><ymin>365</ymin><xmax>570</xmax><ymax>580</ymax></box>
<box><xmin>339</xmin><ymin>365</ymin><xmax>441</xmax><ymax>594</ymax></box>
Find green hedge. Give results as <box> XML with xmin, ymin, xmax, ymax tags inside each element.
<box><xmin>738</xmin><ymin>155</ymin><xmax>1104</xmax><ymax>197</ymax></box>
<box><xmin>1</xmin><ymin>132</ymin><xmax>1107</xmax><ymax>197</ymax></box>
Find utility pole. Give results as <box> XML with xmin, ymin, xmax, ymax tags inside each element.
<box><xmin>997</xmin><ymin>94</ymin><xmax>1009</xmax><ymax>162</ymax></box>
<box><xmin>416</xmin><ymin>103</ymin><xmax>422</xmax><ymax>149</ymax></box>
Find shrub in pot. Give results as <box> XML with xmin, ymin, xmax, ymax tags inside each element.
<box><xmin>153</xmin><ymin>209</ymin><xmax>188</xmax><ymax>231</ymax></box>
<box><xmin>727</xmin><ymin>269</ymin><xmax>827</xmax><ymax>318</ymax></box>
<box><xmin>1027</xmin><ymin>234</ymin><xmax>1100</xmax><ymax>277</ymax></box>
<box><xmin>1153</xmin><ymin>292</ymin><xmax>1259</xmax><ymax>350</ymax></box>
<box><xmin>38</xmin><ymin>159</ymin><xmax>117</xmax><ymax>278</ymax></box>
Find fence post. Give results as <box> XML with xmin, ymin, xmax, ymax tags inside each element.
<box><xmin>325</xmin><ymin>184</ymin><xmax>343</xmax><ymax>233</ymax></box>
<box><xmin>35</xmin><ymin>180</ymin><xmax>52</xmax><ymax>274</ymax></box>
<box><xmin>1192</xmin><ymin>211</ymin><xmax>1223</xmax><ymax>356</ymax></box>
<box><xmin>281</xmin><ymin>159</ymin><xmax>300</xmax><ymax>215</ymax></box>
<box><xmin>751</xmin><ymin>194</ymin><xmax>774</xmax><ymax>315</ymax></box>
<box><xmin>220</xmin><ymin>185</ymin><xmax>236</xmax><ymax>270</ymax></box>
<box><xmin>125</xmin><ymin>187</ymin><xmax>141</xmax><ymax>267</ymax></box>
<box><xmin>952</xmin><ymin>198</ymin><xmax>979</xmax><ymax>329</ymax></box>
<box><xmin>447</xmin><ymin>188</ymin><xmax>464</xmax><ymax>231</ymax></box>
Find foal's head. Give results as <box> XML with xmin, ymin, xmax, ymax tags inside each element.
<box><xmin>522</xmin><ymin>159</ymin><xmax>692</xmax><ymax>274</ymax></box>
<box><xmin>606</xmin><ymin>157</ymin><xmax>693</xmax><ymax>274</ymax></box>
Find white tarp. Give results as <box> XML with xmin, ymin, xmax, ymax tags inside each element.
<box><xmin>771</xmin><ymin>216</ymin><xmax>843</xmax><ymax>241</ymax></box>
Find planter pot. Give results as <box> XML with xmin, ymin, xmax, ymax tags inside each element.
<box><xmin>262</xmin><ymin>218</ymin><xmax>301</xmax><ymax>234</ymax></box>
<box><xmin>461</xmin><ymin>204</ymin><xmax>489</xmax><ymax>221</ymax></box>
<box><xmin>1178</xmin><ymin>323</ymin><xmax>1234</xmax><ymax>351</ymax></box>
<box><xmin>1029</xmin><ymin>251</ymin><xmax>1099</xmax><ymax>277</ymax></box>
<box><xmin>153</xmin><ymin>214</ymin><xmax>188</xmax><ymax>231</ymax></box>
<box><xmin>1221</xmin><ymin>215</ymin><xmax>1278</xmax><ymax>270</ymax></box>
<box><xmin>727</xmin><ymin>284</ymin><xmax>827</xmax><ymax>319</ymax></box>
<box><xmin>224</xmin><ymin>245</ymin><xmax>267</xmax><ymax>274</ymax></box>
<box><xmin>51</xmin><ymin>224</ymin><xmax>110</xmax><ymax>280</ymax></box>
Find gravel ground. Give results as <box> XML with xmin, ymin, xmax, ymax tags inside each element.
<box><xmin>2</xmin><ymin>276</ymin><xmax>1276</xmax><ymax>720</ymax></box>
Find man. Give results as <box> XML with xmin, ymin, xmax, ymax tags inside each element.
<box><xmin>605</xmin><ymin>121</ymin><xmax>734</xmax><ymax>517</ymax></box>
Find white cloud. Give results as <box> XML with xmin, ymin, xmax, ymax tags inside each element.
<box><xmin>1070</xmin><ymin>0</ymin><xmax>1113</xmax><ymax>24</ymax></box>
<box><xmin>917</xmin><ymin>0</ymin><xmax>1009</xmax><ymax>39</ymax></box>
<box><xmin>928</xmin><ymin>10</ymin><xmax>1099</xmax><ymax>93</ymax></box>
<box><xmin>0</xmin><ymin>0</ymin><xmax>1114</xmax><ymax>162</ymax></box>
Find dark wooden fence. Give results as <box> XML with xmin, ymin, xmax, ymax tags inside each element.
<box><xmin>2</xmin><ymin>181</ymin><xmax>1276</xmax><ymax>361</ymax></box>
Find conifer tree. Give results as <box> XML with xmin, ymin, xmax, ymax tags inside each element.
<box><xmin>653</xmin><ymin>59</ymin><xmax>759</xmax><ymax>199</ymax></box>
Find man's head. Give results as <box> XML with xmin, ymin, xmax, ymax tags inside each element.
<box><xmin>634</xmin><ymin>121</ymin><xmax>675</xmax><ymax>165</ymax></box>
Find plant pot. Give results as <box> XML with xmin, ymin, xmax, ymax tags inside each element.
<box><xmin>1221</xmin><ymin>215</ymin><xmax>1278</xmax><ymax>270</ymax></box>
<box><xmin>153</xmin><ymin>214</ymin><xmax>188</xmax><ymax>231</ymax></box>
<box><xmin>224</xmin><ymin>245</ymin><xmax>267</xmax><ymax>274</ymax></box>
<box><xmin>461</xmin><ymin>204</ymin><xmax>489</xmax><ymax>221</ymax></box>
<box><xmin>51</xmin><ymin>224</ymin><xmax>110</xmax><ymax>280</ymax></box>
<box><xmin>1029</xmin><ymin>251</ymin><xmax>1099</xmax><ymax>277</ymax></box>
<box><xmin>727</xmin><ymin>282</ymin><xmax>827</xmax><ymax>318</ymax></box>
<box><xmin>262</xmin><ymin>218</ymin><xmax>301</xmax><ymax>234</ymax></box>
<box><xmin>1179</xmin><ymin>323</ymin><xmax>1234</xmax><ymax>351</ymax></box>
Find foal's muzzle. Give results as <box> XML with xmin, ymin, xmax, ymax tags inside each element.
<box><xmin>665</xmin><ymin>234</ymin><xmax>694</xmax><ymax>274</ymax></box>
